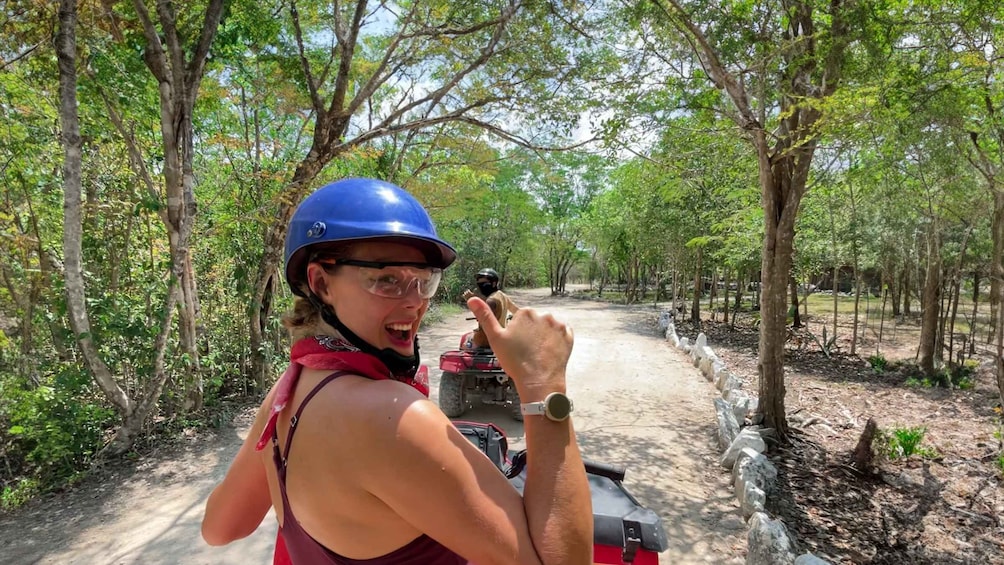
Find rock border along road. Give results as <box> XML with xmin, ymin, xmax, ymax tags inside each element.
<box><xmin>0</xmin><ymin>288</ymin><xmax>745</xmax><ymax>564</ymax></box>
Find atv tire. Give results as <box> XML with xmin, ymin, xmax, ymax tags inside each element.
<box><xmin>510</xmin><ymin>388</ymin><xmax>523</xmax><ymax>422</ymax></box>
<box><xmin>439</xmin><ymin>372</ymin><xmax>467</xmax><ymax>417</ymax></box>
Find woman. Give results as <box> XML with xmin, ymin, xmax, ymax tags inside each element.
<box><xmin>201</xmin><ymin>177</ymin><xmax>592</xmax><ymax>565</ymax></box>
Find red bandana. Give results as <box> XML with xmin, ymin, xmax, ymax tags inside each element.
<box><xmin>255</xmin><ymin>335</ymin><xmax>429</xmax><ymax>451</ymax></box>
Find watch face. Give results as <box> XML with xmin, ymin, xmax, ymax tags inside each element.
<box><xmin>546</xmin><ymin>393</ymin><xmax>572</xmax><ymax>420</ymax></box>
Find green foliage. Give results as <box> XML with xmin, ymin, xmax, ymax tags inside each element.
<box><xmin>421</xmin><ymin>302</ymin><xmax>464</xmax><ymax>330</ymax></box>
<box><xmin>904</xmin><ymin>362</ymin><xmax>976</xmax><ymax>389</ymax></box>
<box><xmin>868</xmin><ymin>353</ymin><xmax>888</xmax><ymax>373</ymax></box>
<box><xmin>807</xmin><ymin>326</ymin><xmax>839</xmax><ymax>359</ymax></box>
<box><xmin>880</xmin><ymin>426</ymin><xmax>937</xmax><ymax>460</ymax></box>
<box><xmin>0</xmin><ymin>370</ymin><xmax>116</xmax><ymax>508</ymax></box>
<box><xmin>2</xmin><ymin>478</ymin><xmax>40</xmax><ymax>512</ymax></box>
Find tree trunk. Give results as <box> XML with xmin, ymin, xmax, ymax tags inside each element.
<box><xmin>132</xmin><ymin>0</ymin><xmax>225</xmax><ymax>411</ymax></box>
<box><xmin>758</xmin><ymin>175</ymin><xmax>800</xmax><ymax>439</ymax></box>
<box><xmin>723</xmin><ymin>268</ymin><xmax>731</xmax><ymax>324</ymax></box>
<box><xmin>732</xmin><ymin>271</ymin><xmax>744</xmax><ymax>328</ymax></box>
<box><xmin>851</xmin><ymin>418</ymin><xmax>877</xmax><ymax>472</ymax></box>
<box><xmin>851</xmin><ymin>272</ymin><xmax>861</xmax><ymax>356</ymax></box>
<box><xmin>902</xmin><ymin>265</ymin><xmax>912</xmax><ymax>317</ymax></box>
<box><xmin>691</xmin><ymin>248</ymin><xmax>702</xmax><ymax>323</ymax></box>
<box><xmin>671</xmin><ymin>267</ymin><xmax>678</xmax><ymax>310</ymax></box>
<box><xmin>802</xmin><ymin>273</ymin><xmax>809</xmax><ymax>319</ymax></box>
<box><xmin>250</xmin><ymin>158</ymin><xmax>325</xmax><ymax>391</ymax></box>
<box><xmin>832</xmin><ymin>268</ymin><xmax>839</xmax><ymax>342</ymax></box>
<box><xmin>849</xmin><ymin>179</ymin><xmax>860</xmax><ymax>355</ymax></box>
<box><xmin>789</xmin><ymin>274</ymin><xmax>801</xmax><ymax>328</ymax></box>
<box><xmin>58</xmin><ymin>0</ymin><xmax>181</xmax><ymax>456</ymax></box>
<box><xmin>918</xmin><ymin>228</ymin><xmax>942</xmax><ymax>377</ymax></box>
<box><xmin>878</xmin><ymin>283</ymin><xmax>888</xmax><ymax>347</ymax></box>
<box><xmin>709</xmin><ymin>268</ymin><xmax>719</xmax><ymax>322</ymax></box>
<box><xmin>889</xmin><ymin>266</ymin><xmax>901</xmax><ymax>317</ymax></box>
<box><xmin>991</xmin><ymin>193</ymin><xmax>1004</xmax><ymax>406</ymax></box>
<box><xmin>59</xmin><ymin>0</ymin><xmax>132</xmax><ymax>415</ymax></box>
<box><xmin>970</xmin><ymin>269</ymin><xmax>980</xmax><ymax>356</ymax></box>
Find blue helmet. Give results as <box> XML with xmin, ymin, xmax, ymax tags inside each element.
<box><xmin>284</xmin><ymin>177</ymin><xmax>457</xmax><ymax>296</ymax></box>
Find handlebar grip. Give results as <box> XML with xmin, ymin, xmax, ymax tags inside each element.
<box><xmin>507</xmin><ymin>451</ymin><xmax>627</xmax><ymax>482</ymax></box>
<box><xmin>583</xmin><ymin>458</ymin><xmax>626</xmax><ymax>482</ymax></box>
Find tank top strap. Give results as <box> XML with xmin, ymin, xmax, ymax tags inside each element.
<box><xmin>272</xmin><ymin>371</ymin><xmax>351</xmax><ymax>474</ymax></box>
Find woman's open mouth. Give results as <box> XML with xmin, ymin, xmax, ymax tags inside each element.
<box><xmin>385</xmin><ymin>323</ymin><xmax>414</xmax><ymax>347</ymax></box>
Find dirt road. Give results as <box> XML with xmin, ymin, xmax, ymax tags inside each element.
<box><xmin>0</xmin><ymin>289</ymin><xmax>745</xmax><ymax>564</ymax></box>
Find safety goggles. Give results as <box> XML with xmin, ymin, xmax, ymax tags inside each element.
<box><xmin>317</xmin><ymin>259</ymin><xmax>443</xmax><ymax>299</ymax></box>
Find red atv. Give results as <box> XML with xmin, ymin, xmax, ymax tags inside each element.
<box><xmin>438</xmin><ymin>330</ymin><xmax>522</xmax><ymax>420</ymax></box>
<box><xmin>455</xmin><ymin>421</ymin><xmax>669</xmax><ymax>564</ymax></box>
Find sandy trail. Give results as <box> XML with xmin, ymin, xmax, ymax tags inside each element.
<box><xmin>0</xmin><ymin>288</ymin><xmax>745</xmax><ymax>564</ymax></box>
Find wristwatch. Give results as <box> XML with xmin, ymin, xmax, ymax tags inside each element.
<box><xmin>520</xmin><ymin>392</ymin><xmax>574</xmax><ymax>422</ymax></box>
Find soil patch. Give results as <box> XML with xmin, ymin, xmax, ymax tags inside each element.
<box><xmin>680</xmin><ymin>316</ymin><xmax>1004</xmax><ymax>565</ymax></box>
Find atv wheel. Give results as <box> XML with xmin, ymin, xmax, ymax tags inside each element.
<box><xmin>509</xmin><ymin>387</ymin><xmax>523</xmax><ymax>422</ymax></box>
<box><xmin>439</xmin><ymin>372</ymin><xmax>467</xmax><ymax>417</ymax></box>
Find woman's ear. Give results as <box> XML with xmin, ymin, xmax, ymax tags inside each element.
<box><xmin>305</xmin><ymin>263</ymin><xmax>330</xmax><ymax>299</ymax></box>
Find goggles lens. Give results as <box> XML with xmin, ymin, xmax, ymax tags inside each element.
<box><xmin>319</xmin><ymin>259</ymin><xmax>442</xmax><ymax>299</ymax></box>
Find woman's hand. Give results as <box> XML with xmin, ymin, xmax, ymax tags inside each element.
<box><xmin>466</xmin><ymin>297</ymin><xmax>572</xmax><ymax>401</ymax></box>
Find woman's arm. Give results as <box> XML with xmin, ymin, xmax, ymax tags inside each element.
<box><xmin>339</xmin><ymin>299</ymin><xmax>591</xmax><ymax>565</ymax></box>
<box><xmin>201</xmin><ymin>397</ymin><xmax>273</xmax><ymax>546</ymax></box>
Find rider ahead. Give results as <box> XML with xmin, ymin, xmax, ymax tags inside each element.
<box><xmin>463</xmin><ymin>268</ymin><xmax>519</xmax><ymax>349</ymax></box>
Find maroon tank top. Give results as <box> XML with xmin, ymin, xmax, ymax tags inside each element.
<box><xmin>272</xmin><ymin>372</ymin><xmax>467</xmax><ymax>565</ymax></box>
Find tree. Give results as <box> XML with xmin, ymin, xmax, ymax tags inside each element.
<box><xmin>246</xmin><ymin>0</ymin><xmax>603</xmax><ymax>388</ymax></box>
<box><xmin>645</xmin><ymin>0</ymin><xmax>858</xmax><ymax>437</ymax></box>
<box><xmin>58</xmin><ymin>0</ymin><xmax>227</xmax><ymax>453</ymax></box>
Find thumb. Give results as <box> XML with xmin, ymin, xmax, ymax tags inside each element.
<box><xmin>467</xmin><ymin>296</ymin><xmax>504</xmax><ymax>340</ymax></box>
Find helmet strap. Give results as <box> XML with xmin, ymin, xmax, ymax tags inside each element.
<box><xmin>308</xmin><ymin>294</ymin><xmax>420</xmax><ymax>378</ymax></box>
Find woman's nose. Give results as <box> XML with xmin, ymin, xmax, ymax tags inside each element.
<box><xmin>400</xmin><ymin>279</ymin><xmax>424</xmax><ymax>306</ymax></box>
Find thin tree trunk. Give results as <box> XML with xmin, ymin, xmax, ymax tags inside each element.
<box><xmin>671</xmin><ymin>267</ymin><xmax>678</xmax><ymax>312</ymax></box>
<box><xmin>878</xmin><ymin>283</ymin><xmax>888</xmax><ymax>348</ymax></box>
<box><xmin>59</xmin><ymin>0</ymin><xmax>132</xmax><ymax>414</ymax></box>
<box><xmin>949</xmin><ymin>274</ymin><xmax>962</xmax><ymax>364</ymax></box>
<box><xmin>802</xmin><ymin>273</ymin><xmax>809</xmax><ymax>319</ymax></box>
<box><xmin>903</xmin><ymin>263</ymin><xmax>913</xmax><ymax>317</ymax></box>
<box><xmin>691</xmin><ymin>247</ymin><xmax>702</xmax><ymax>323</ymax></box>
<box><xmin>59</xmin><ymin>0</ymin><xmax>176</xmax><ymax>455</ymax></box>
<box><xmin>758</xmin><ymin>173</ymin><xmax>801</xmax><ymax>440</ymax></box>
<box><xmin>889</xmin><ymin>265</ymin><xmax>901</xmax><ymax>317</ymax></box>
<box><xmin>919</xmin><ymin>227</ymin><xmax>942</xmax><ymax>377</ymax></box>
<box><xmin>789</xmin><ymin>274</ymin><xmax>801</xmax><ymax>328</ymax></box>
<box><xmin>723</xmin><ymin>268</ymin><xmax>731</xmax><ymax>324</ymax></box>
<box><xmin>709</xmin><ymin>269</ymin><xmax>719</xmax><ymax>322</ymax></box>
<box><xmin>852</xmin><ymin>272</ymin><xmax>861</xmax><ymax>356</ymax></box>
<box><xmin>732</xmin><ymin>271</ymin><xmax>744</xmax><ymax>328</ymax></box>
<box><xmin>991</xmin><ymin>193</ymin><xmax>1004</xmax><ymax>406</ymax></box>
<box><xmin>832</xmin><ymin>268</ymin><xmax>839</xmax><ymax>341</ymax></box>
<box><xmin>849</xmin><ymin>179</ymin><xmax>860</xmax><ymax>355</ymax></box>
<box><xmin>250</xmin><ymin>159</ymin><xmax>325</xmax><ymax>390</ymax></box>
<box><xmin>970</xmin><ymin>269</ymin><xmax>980</xmax><ymax>356</ymax></box>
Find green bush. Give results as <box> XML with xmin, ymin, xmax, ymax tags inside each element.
<box><xmin>903</xmin><ymin>361</ymin><xmax>978</xmax><ymax>390</ymax></box>
<box><xmin>421</xmin><ymin>302</ymin><xmax>464</xmax><ymax>329</ymax></box>
<box><xmin>882</xmin><ymin>426</ymin><xmax>937</xmax><ymax>459</ymax></box>
<box><xmin>0</xmin><ymin>367</ymin><xmax>116</xmax><ymax>509</ymax></box>
<box><xmin>868</xmin><ymin>353</ymin><xmax>888</xmax><ymax>373</ymax></box>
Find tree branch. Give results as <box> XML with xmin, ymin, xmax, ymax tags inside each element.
<box><xmin>650</xmin><ymin>0</ymin><xmax>761</xmax><ymax>132</ymax></box>
<box><xmin>131</xmin><ymin>0</ymin><xmax>170</xmax><ymax>83</ymax></box>
<box><xmin>290</xmin><ymin>0</ymin><xmax>325</xmax><ymax>117</ymax></box>
<box><xmin>185</xmin><ymin>0</ymin><xmax>227</xmax><ymax>103</ymax></box>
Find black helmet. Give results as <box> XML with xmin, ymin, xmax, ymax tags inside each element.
<box><xmin>476</xmin><ymin>268</ymin><xmax>499</xmax><ymax>283</ymax></box>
